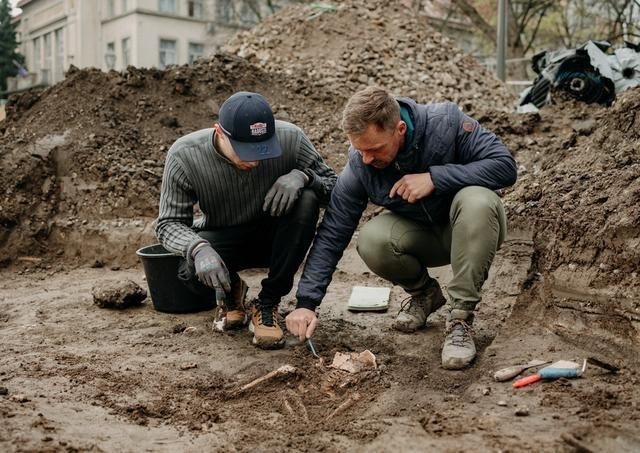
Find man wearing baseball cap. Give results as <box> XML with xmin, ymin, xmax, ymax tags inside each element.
<box><xmin>155</xmin><ymin>91</ymin><xmax>337</xmax><ymax>349</ymax></box>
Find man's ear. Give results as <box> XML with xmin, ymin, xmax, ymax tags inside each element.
<box><xmin>397</xmin><ymin>120</ymin><xmax>407</xmax><ymax>135</ymax></box>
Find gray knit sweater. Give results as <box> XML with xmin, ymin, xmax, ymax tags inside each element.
<box><xmin>155</xmin><ymin>120</ymin><xmax>337</xmax><ymax>261</ymax></box>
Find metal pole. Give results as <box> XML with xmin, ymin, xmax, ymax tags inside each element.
<box><xmin>497</xmin><ymin>0</ymin><xmax>507</xmax><ymax>81</ymax></box>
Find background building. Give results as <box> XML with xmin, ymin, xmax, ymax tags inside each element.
<box><xmin>6</xmin><ymin>0</ymin><xmax>289</xmax><ymax>93</ymax></box>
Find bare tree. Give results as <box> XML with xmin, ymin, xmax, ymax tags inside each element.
<box><xmin>599</xmin><ymin>0</ymin><xmax>640</xmax><ymax>42</ymax></box>
<box><xmin>452</xmin><ymin>0</ymin><xmax>554</xmax><ymax>77</ymax></box>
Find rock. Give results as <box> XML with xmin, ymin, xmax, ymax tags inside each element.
<box><xmin>92</xmin><ymin>280</ymin><xmax>147</xmax><ymax>309</ymax></box>
<box><xmin>159</xmin><ymin>116</ymin><xmax>180</xmax><ymax>128</ymax></box>
<box><xmin>515</xmin><ymin>407</ymin><xmax>530</xmax><ymax>416</ymax></box>
<box><xmin>572</xmin><ymin>119</ymin><xmax>596</xmax><ymax>135</ymax></box>
<box><xmin>0</xmin><ymin>387</ymin><xmax>8</xmax><ymax>396</ymax></box>
<box><xmin>10</xmin><ymin>394</ymin><xmax>29</xmax><ymax>403</ymax></box>
<box><xmin>497</xmin><ymin>400</ymin><xmax>508</xmax><ymax>406</ymax></box>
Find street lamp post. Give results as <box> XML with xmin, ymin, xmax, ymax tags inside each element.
<box><xmin>497</xmin><ymin>0</ymin><xmax>507</xmax><ymax>81</ymax></box>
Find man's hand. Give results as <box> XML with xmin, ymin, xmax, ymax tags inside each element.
<box><xmin>389</xmin><ymin>172</ymin><xmax>435</xmax><ymax>203</ymax></box>
<box><xmin>263</xmin><ymin>169</ymin><xmax>307</xmax><ymax>216</ymax></box>
<box><xmin>285</xmin><ymin>308</ymin><xmax>318</xmax><ymax>341</ymax></box>
<box><xmin>193</xmin><ymin>244</ymin><xmax>231</xmax><ymax>292</ymax></box>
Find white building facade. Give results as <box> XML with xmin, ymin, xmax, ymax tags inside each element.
<box><xmin>9</xmin><ymin>0</ymin><xmax>219</xmax><ymax>92</ymax></box>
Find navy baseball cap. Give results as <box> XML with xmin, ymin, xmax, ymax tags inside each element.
<box><xmin>218</xmin><ymin>92</ymin><xmax>282</xmax><ymax>161</ymax></box>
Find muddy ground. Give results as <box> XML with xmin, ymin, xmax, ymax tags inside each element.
<box><xmin>1</xmin><ymin>0</ymin><xmax>639</xmax><ymax>451</ymax></box>
<box><xmin>1</xmin><ymin>236</ymin><xmax>639</xmax><ymax>452</ymax></box>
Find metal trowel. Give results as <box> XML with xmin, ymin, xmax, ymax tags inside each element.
<box><xmin>493</xmin><ymin>359</ymin><xmax>549</xmax><ymax>382</ymax></box>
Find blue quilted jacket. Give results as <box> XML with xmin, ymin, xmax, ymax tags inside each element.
<box><xmin>296</xmin><ymin>97</ymin><xmax>517</xmax><ymax>309</ymax></box>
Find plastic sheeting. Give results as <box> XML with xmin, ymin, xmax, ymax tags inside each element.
<box><xmin>518</xmin><ymin>41</ymin><xmax>640</xmax><ymax>112</ymax></box>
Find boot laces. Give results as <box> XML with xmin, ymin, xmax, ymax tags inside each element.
<box><xmin>447</xmin><ymin>320</ymin><xmax>473</xmax><ymax>347</ymax></box>
<box><xmin>398</xmin><ymin>295</ymin><xmax>425</xmax><ymax>316</ymax></box>
<box><xmin>258</xmin><ymin>304</ymin><xmax>276</xmax><ymax>327</ymax></box>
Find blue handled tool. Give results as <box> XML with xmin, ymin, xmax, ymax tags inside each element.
<box><xmin>513</xmin><ymin>359</ymin><xmax>586</xmax><ymax>388</ymax></box>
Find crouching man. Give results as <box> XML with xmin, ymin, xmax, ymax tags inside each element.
<box><xmin>286</xmin><ymin>86</ymin><xmax>516</xmax><ymax>369</ymax></box>
<box><xmin>156</xmin><ymin>91</ymin><xmax>337</xmax><ymax>349</ymax></box>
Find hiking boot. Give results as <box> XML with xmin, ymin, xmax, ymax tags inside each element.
<box><xmin>212</xmin><ymin>278</ymin><xmax>249</xmax><ymax>332</ymax></box>
<box><xmin>441</xmin><ymin>309</ymin><xmax>476</xmax><ymax>370</ymax></box>
<box><xmin>249</xmin><ymin>299</ymin><xmax>285</xmax><ymax>349</ymax></box>
<box><xmin>392</xmin><ymin>279</ymin><xmax>446</xmax><ymax>333</ymax></box>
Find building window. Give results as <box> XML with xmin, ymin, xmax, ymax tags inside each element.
<box><xmin>188</xmin><ymin>42</ymin><xmax>203</xmax><ymax>64</ymax></box>
<box><xmin>159</xmin><ymin>0</ymin><xmax>177</xmax><ymax>14</ymax></box>
<box><xmin>107</xmin><ymin>0</ymin><xmax>115</xmax><ymax>17</ymax></box>
<box><xmin>121</xmin><ymin>0</ymin><xmax>128</xmax><ymax>12</ymax></box>
<box><xmin>159</xmin><ymin>39</ymin><xmax>176</xmax><ymax>69</ymax></box>
<box><xmin>216</xmin><ymin>0</ymin><xmax>232</xmax><ymax>22</ymax></box>
<box><xmin>105</xmin><ymin>42</ymin><xmax>116</xmax><ymax>69</ymax></box>
<box><xmin>55</xmin><ymin>28</ymin><xmax>64</xmax><ymax>81</ymax></box>
<box><xmin>122</xmin><ymin>37</ymin><xmax>131</xmax><ymax>67</ymax></box>
<box><xmin>33</xmin><ymin>37</ymin><xmax>41</xmax><ymax>74</ymax></box>
<box><xmin>43</xmin><ymin>33</ymin><xmax>52</xmax><ymax>83</ymax></box>
<box><xmin>188</xmin><ymin>0</ymin><xmax>203</xmax><ymax>18</ymax></box>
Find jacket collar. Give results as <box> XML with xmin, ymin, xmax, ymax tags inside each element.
<box><xmin>394</xmin><ymin>97</ymin><xmax>427</xmax><ymax>172</ymax></box>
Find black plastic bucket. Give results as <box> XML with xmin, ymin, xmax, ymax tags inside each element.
<box><xmin>136</xmin><ymin>244</ymin><xmax>213</xmax><ymax>313</ymax></box>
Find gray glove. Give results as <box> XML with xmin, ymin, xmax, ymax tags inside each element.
<box><xmin>193</xmin><ymin>244</ymin><xmax>231</xmax><ymax>292</ymax></box>
<box><xmin>263</xmin><ymin>169</ymin><xmax>308</xmax><ymax>216</ymax></box>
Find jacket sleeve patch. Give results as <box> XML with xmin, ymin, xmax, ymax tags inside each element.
<box><xmin>462</xmin><ymin>121</ymin><xmax>475</xmax><ymax>133</ymax></box>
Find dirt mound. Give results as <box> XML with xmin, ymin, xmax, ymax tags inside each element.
<box><xmin>502</xmin><ymin>88</ymin><xmax>640</xmax><ymax>284</ymax></box>
<box><xmin>224</xmin><ymin>0</ymin><xmax>516</xmax><ymax>114</ymax></box>
<box><xmin>0</xmin><ymin>53</ymin><xmax>345</xmax><ymax>266</ymax></box>
<box><xmin>480</xmin><ymin>87</ymin><xmax>640</xmax><ymax>360</ymax></box>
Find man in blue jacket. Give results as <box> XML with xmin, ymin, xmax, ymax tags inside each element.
<box><xmin>286</xmin><ymin>86</ymin><xmax>517</xmax><ymax>369</ymax></box>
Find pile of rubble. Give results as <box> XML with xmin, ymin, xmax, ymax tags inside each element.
<box><xmin>501</xmin><ymin>88</ymin><xmax>640</xmax><ymax>289</ymax></box>
<box><xmin>224</xmin><ymin>0</ymin><xmax>516</xmax><ymax>115</ymax></box>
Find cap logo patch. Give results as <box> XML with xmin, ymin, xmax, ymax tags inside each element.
<box><xmin>462</xmin><ymin>121</ymin><xmax>475</xmax><ymax>133</ymax></box>
<box><xmin>250</xmin><ymin>122</ymin><xmax>268</xmax><ymax>136</ymax></box>
<box><xmin>256</xmin><ymin>144</ymin><xmax>270</xmax><ymax>155</ymax></box>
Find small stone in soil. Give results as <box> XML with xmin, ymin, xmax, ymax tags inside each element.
<box><xmin>92</xmin><ymin>280</ymin><xmax>147</xmax><ymax>309</ymax></box>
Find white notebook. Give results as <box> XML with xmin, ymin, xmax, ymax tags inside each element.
<box><xmin>347</xmin><ymin>286</ymin><xmax>391</xmax><ymax>312</ymax></box>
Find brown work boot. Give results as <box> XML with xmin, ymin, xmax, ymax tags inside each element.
<box><xmin>249</xmin><ymin>299</ymin><xmax>285</xmax><ymax>349</ymax></box>
<box><xmin>212</xmin><ymin>278</ymin><xmax>249</xmax><ymax>332</ymax></box>
<box><xmin>392</xmin><ymin>278</ymin><xmax>446</xmax><ymax>333</ymax></box>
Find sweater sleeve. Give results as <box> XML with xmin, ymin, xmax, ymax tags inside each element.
<box><xmin>293</xmin><ymin>129</ymin><xmax>338</xmax><ymax>206</ymax></box>
<box><xmin>429</xmin><ymin>103</ymin><xmax>517</xmax><ymax>193</ymax></box>
<box><xmin>155</xmin><ymin>151</ymin><xmax>208</xmax><ymax>264</ymax></box>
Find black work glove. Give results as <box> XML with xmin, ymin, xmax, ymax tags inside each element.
<box><xmin>193</xmin><ymin>244</ymin><xmax>231</xmax><ymax>292</ymax></box>
<box><xmin>263</xmin><ymin>169</ymin><xmax>307</xmax><ymax>216</ymax></box>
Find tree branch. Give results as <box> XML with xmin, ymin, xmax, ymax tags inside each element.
<box><xmin>451</xmin><ymin>0</ymin><xmax>496</xmax><ymax>43</ymax></box>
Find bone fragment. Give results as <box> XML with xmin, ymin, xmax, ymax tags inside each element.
<box><xmin>235</xmin><ymin>365</ymin><xmax>297</xmax><ymax>395</ymax></box>
<box><xmin>328</xmin><ymin>392</ymin><xmax>362</xmax><ymax>419</ymax></box>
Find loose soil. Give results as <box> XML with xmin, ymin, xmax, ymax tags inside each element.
<box><xmin>1</xmin><ymin>0</ymin><xmax>639</xmax><ymax>451</ymax></box>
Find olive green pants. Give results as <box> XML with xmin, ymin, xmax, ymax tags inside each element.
<box><xmin>356</xmin><ymin>186</ymin><xmax>507</xmax><ymax>311</ymax></box>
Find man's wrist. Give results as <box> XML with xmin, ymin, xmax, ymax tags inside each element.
<box><xmin>301</xmin><ymin>168</ymin><xmax>315</xmax><ymax>187</ymax></box>
<box><xmin>296</xmin><ymin>297</ymin><xmax>318</xmax><ymax>311</ymax></box>
<box><xmin>191</xmin><ymin>241</ymin><xmax>210</xmax><ymax>259</ymax></box>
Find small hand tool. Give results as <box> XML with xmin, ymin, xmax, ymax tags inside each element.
<box><xmin>306</xmin><ymin>338</ymin><xmax>320</xmax><ymax>359</ymax></box>
<box><xmin>493</xmin><ymin>359</ymin><xmax>549</xmax><ymax>382</ymax></box>
<box><xmin>513</xmin><ymin>359</ymin><xmax>587</xmax><ymax>388</ymax></box>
